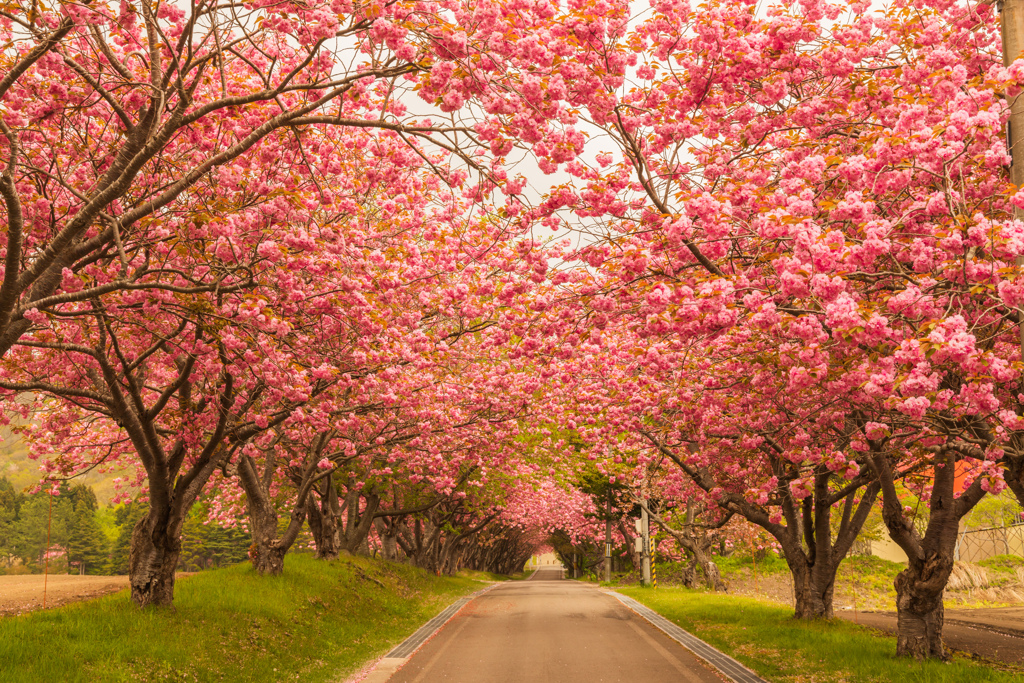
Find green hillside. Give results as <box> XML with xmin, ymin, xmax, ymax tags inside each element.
<box><xmin>0</xmin><ymin>429</ymin><xmax>126</xmax><ymax>505</ymax></box>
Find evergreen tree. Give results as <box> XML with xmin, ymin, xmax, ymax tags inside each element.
<box><xmin>64</xmin><ymin>484</ymin><xmax>98</xmax><ymax>514</ymax></box>
<box><xmin>13</xmin><ymin>494</ymin><xmax>68</xmax><ymax>570</ymax></box>
<box><xmin>178</xmin><ymin>504</ymin><xmax>250</xmax><ymax>571</ymax></box>
<box><xmin>106</xmin><ymin>501</ymin><xmax>146</xmax><ymax>575</ymax></box>
<box><xmin>0</xmin><ymin>477</ymin><xmax>20</xmax><ymax>567</ymax></box>
<box><xmin>67</xmin><ymin>499</ymin><xmax>108</xmax><ymax>575</ymax></box>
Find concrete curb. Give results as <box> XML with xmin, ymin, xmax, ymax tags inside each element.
<box><xmin>359</xmin><ymin>583</ymin><xmax>497</xmax><ymax>683</ymax></box>
<box><xmin>610</xmin><ymin>592</ymin><xmax>770</xmax><ymax>683</ymax></box>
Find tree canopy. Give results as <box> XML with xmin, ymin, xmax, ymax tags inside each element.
<box><xmin>2</xmin><ymin>0</ymin><xmax>1024</xmax><ymax>661</ymax></box>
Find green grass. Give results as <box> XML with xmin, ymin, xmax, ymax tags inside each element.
<box><xmin>836</xmin><ymin>555</ymin><xmax>902</xmax><ymax>604</ymax></box>
<box><xmin>619</xmin><ymin>587</ymin><xmax>1022</xmax><ymax>683</ymax></box>
<box><xmin>455</xmin><ymin>568</ymin><xmax>525</xmax><ymax>582</ymax></box>
<box><xmin>978</xmin><ymin>554</ymin><xmax>1024</xmax><ymax>575</ymax></box>
<box><xmin>0</xmin><ymin>554</ymin><xmax>483</xmax><ymax>682</ymax></box>
<box><xmin>715</xmin><ymin>552</ymin><xmax>790</xmax><ymax>578</ymax></box>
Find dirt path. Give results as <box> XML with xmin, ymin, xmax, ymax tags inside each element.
<box><xmin>0</xmin><ymin>574</ymin><xmax>130</xmax><ymax>616</ymax></box>
<box><xmin>720</xmin><ymin>571</ymin><xmax>1024</xmax><ymax>667</ymax></box>
<box><xmin>0</xmin><ymin>573</ymin><xmax>196</xmax><ymax>616</ymax></box>
<box><xmin>944</xmin><ymin>606</ymin><xmax>1024</xmax><ymax>639</ymax></box>
<box><xmin>837</xmin><ymin>608</ymin><xmax>1024</xmax><ymax>666</ymax></box>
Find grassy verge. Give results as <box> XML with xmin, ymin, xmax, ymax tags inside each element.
<box><xmin>619</xmin><ymin>587</ymin><xmax>1021</xmax><ymax>683</ymax></box>
<box><xmin>455</xmin><ymin>569</ymin><xmax>525</xmax><ymax>582</ymax></box>
<box><xmin>0</xmin><ymin>554</ymin><xmax>483</xmax><ymax>682</ymax></box>
<box><xmin>715</xmin><ymin>552</ymin><xmax>790</xmax><ymax>578</ymax></box>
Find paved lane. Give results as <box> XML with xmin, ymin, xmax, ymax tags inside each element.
<box><xmin>389</xmin><ymin>568</ymin><xmax>724</xmax><ymax>683</ymax></box>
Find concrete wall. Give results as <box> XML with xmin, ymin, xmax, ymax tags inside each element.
<box><xmin>525</xmin><ymin>552</ymin><xmax>561</xmax><ymax>568</ymax></box>
<box><xmin>867</xmin><ymin>536</ymin><xmax>909</xmax><ymax>563</ymax></box>
<box><xmin>855</xmin><ymin>523</ymin><xmax>1024</xmax><ymax>565</ymax></box>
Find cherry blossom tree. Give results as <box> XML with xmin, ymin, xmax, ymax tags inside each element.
<box><xmin>0</xmin><ymin>0</ymin><xmax>602</xmax><ymax>366</ymax></box>
<box><xmin>0</xmin><ymin>112</ymin><xmax>536</xmax><ymax>601</ymax></box>
<box><xmin>528</xmin><ymin>0</ymin><xmax>1021</xmax><ymax>657</ymax></box>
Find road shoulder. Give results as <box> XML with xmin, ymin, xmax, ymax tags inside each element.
<box><xmin>608</xmin><ymin>591</ymin><xmax>768</xmax><ymax>683</ymax></box>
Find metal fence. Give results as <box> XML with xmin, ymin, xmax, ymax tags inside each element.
<box><xmin>954</xmin><ymin>523</ymin><xmax>1024</xmax><ymax>563</ymax></box>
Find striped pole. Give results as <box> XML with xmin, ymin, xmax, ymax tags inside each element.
<box><xmin>652</xmin><ymin>539</ymin><xmax>657</xmax><ymax>589</ymax></box>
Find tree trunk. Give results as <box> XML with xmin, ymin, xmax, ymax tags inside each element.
<box><xmin>641</xmin><ymin>500</ymin><xmax>726</xmax><ymax>591</ymax></box>
<box><xmin>689</xmin><ymin>541</ymin><xmax>726</xmax><ymax>591</ymax></box>
<box><xmin>306</xmin><ymin>479</ymin><xmax>341</xmax><ymax>560</ymax></box>
<box><xmin>250</xmin><ymin>540</ymin><xmax>287</xmax><ymax>575</ymax></box>
<box><xmin>893</xmin><ymin>556</ymin><xmax>951</xmax><ymax>659</ymax></box>
<box><xmin>616</xmin><ymin>520</ymin><xmax>642</xmax><ymax>571</ymax></box>
<box><xmin>869</xmin><ymin>444</ymin><xmax>985</xmax><ymax>660</ymax></box>
<box><xmin>249</xmin><ymin>497</ymin><xmax>286</xmax><ymax>576</ymax></box>
<box><xmin>128</xmin><ymin>506</ymin><xmax>183</xmax><ymax>607</ymax></box>
<box><xmin>237</xmin><ymin>451</ymin><xmax>313</xmax><ymax>575</ymax></box>
<box><xmin>789</xmin><ymin>559</ymin><xmax>835</xmax><ymax>619</ymax></box>
<box><xmin>1006</xmin><ymin>453</ymin><xmax>1024</xmax><ymax>511</ymax></box>
<box><xmin>340</xmin><ymin>491</ymin><xmax>380</xmax><ymax>555</ymax></box>
<box><xmin>381</xmin><ymin>531</ymin><xmax>399</xmax><ymax>560</ymax></box>
<box><xmin>678</xmin><ymin>558</ymin><xmax>700</xmax><ymax>588</ymax></box>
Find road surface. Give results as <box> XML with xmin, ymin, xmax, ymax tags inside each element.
<box><xmin>388</xmin><ymin>567</ymin><xmax>726</xmax><ymax>682</ymax></box>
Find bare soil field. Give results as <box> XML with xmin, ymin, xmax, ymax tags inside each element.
<box><xmin>0</xmin><ymin>574</ymin><xmax>129</xmax><ymax>616</ymax></box>
<box><xmin>944</xmin><ymin>605</ymin><xmax>1024</xmax><ymax>639</ymax></box>
<box><xmin>840</xmin><ymin>608</ymin><xmax>1024</xmax><ymax>667</ymax></box>
<box><xmin>0</xmin><ymin>573</ymin><xmax>193</xmax><ymax>616</ymax></box>
<box><xmin>722</xmin><ymin>570</ymin><xmax>1024</xmax><ymax>667</ymax></box>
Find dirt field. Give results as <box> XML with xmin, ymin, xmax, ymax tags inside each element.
<box><xmin>839</xmin><ymin>608</ymin><xmax>1024</xmax><ymax>666</ymax></box>
<box><xmin>721</xmin><ymin>570</ymin><xmax>1024</xmax><ymax>667</ymax></box>
<box><xmin>0</xmin><ymin>574</ymin><xmax>131</xmax><ymax>616</ymax></box>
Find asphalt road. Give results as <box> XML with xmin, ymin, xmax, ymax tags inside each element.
<box><xmin>389</xmin><ymin>567</ymin><xmax>725</xmax><ymax>683</ymax></box>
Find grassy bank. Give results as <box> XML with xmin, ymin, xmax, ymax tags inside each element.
<box><xmin>0</xmin><ymin>554</ymin><xmax>483</xmax><ymax>682</ymax></box>
<box><xmin>619</xmin><ymin>587</ymin><xmax>1021</xmax><ymax>683</ymax></box>
<box><xmin>456</xmin><ymin>568</ymin><xmax>526</xmax><ymax>582</ymax></box>
<box><xmin>646</xmin><ymin>552</ymin><xmax>1023</xmax><ymax>610</ymax></box>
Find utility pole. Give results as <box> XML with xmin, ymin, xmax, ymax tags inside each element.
<box><xmin>640</xmin><ymin>498</ymin><xmax>651</xmax><ymax>586</ymax></box>
<box><xmin>1003</xmin><ymin>0</ymin><xmax>1024</xmax><ymax>358</ymax></box>
<box><xmin>604</xmin><ymin>488</ymin><xmax>612</xmax><ymax>583</ymax></box>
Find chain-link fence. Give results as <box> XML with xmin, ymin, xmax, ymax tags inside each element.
<box><xmin>954</xmin><ymin>523</ymin><xmax>1024</xmax><ymax>563</ymax></box>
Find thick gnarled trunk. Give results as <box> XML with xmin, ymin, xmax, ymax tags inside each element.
<box><xmin>339</xmin><ymin>490</ymin><xmax>380</xmax><ymax>555</ymax></box>
<box><xmin>869</xmin><ymin>443</ymin><xmax>986</xmax><ymax>660</ymax></box>
<box><xmin>249</xmin><ymin>539</ymin><xmax>287</xmax><ymax>575</ymax></box>
<box><xmin>307</xmin><ymin>477</ymin><xmax>342</xmax><ymax>560</ymax></box>
<box><xmin>374</xmin><ymin>518</ymin><xmax>401</xmax><ymax>561</ymax></box>
<box><xmin>894</xmin><ymin>558</ymin><xmax>949</xmax><ymax>659</ymax></box>
<box><xmin>237</xmin><ymin>447</ymin><xmax>316</xmax><ymax>575</ymax></box>
<box><xmin>128</xmin><ymin>507</ymin><xmax>183</xmax><ymax>607</ymax></box>
<box><xmin>788</xmin><ymin>559</ymin><xmax>836</xmax><ymax>619</ymax></box>
<box><xmin>692</xmin><ymin>544</ymin><xmax>726</xmax><ymax>592</ymax></box>
<box><xmin>248</xmin><ymin>496</ymin><xmax>291</xmax><ymax>576</ymax></box>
